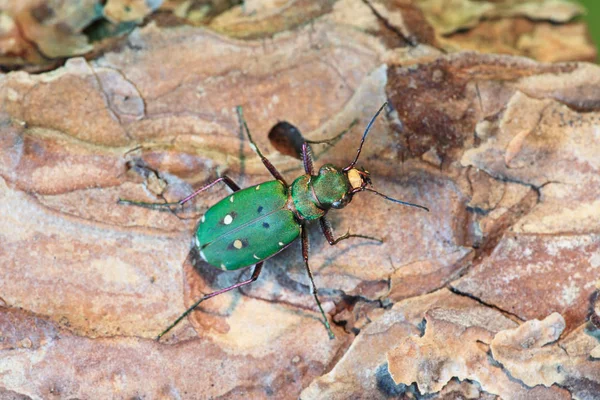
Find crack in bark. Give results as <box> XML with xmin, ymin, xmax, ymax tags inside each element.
<box><xmin>88</xmin><ymin>62</ymin><xmax>133</xmax><ymax>141</ymax></box>
<box><xmin>362</xmin><ymin>0</ymin><xmax>419</xmax><ymax>47</ymax></box>
<box><xmin>449</xmin><ymin>286</ymin><xmax>525</xmax><ymax>324</ymax></box>
<box><xmin>104</xmin><ymin>66</ymin><xmax>148</xmax><ymax>118</ymax></box>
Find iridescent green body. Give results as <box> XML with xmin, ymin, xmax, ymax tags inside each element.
<box><xmin>197</xmin><ymin>164</ymin><xmax>351</xmax><ymax>271</ymax></box>
<box><xmin>119</xmin><ymin>103</ymin><xmax>427</xmax><ymax>341</ymax></box>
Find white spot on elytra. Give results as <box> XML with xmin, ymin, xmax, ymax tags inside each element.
<box><xmin>200</xmin><ymin>250</ymin><xmax>207</xmax><ymax>262</ymax></box>
<box><xmin>220</xmin><ymin>263</ymin><xmax>227</xmax><ymax>270</ymax></box>
<box><xmin>253</xmin><ymin>254</ymin><xmax>260</xmax><ymax>260</ymax></box>
<box><xmin>278</xmin><ymin>242</ymin><xmax>284</xmax><ymax>246</ymax></box>
<box><xmin>234</xmin><ymin>240</ymin><xmax>243</xmax><ymax>249</ymax></box>
<box><xmin>224</xmin><ymin>214</ymin><xmax>233</xmax><ymax>225</ymax></box>
<box><xmin>256</xmin><ymin>185</ymin><xmax>260</xmax><ymax>191</ymax></box>
<box><xmin>230</xmin><ymin>196</ymin><xmax>234</xmax><ymax>203</ymax></box>
<box><xmin>201</xmin><ymin>215</ymin><xmax>205</xmax><ymax>223</ymax></box>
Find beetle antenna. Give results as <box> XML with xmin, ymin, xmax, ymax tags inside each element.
<box><xmin>343</xmin><ymin>102</ymin><xmax>388</xmax><ymax>172</ymax></box>
<box><xmin>363</xmin><ymin>187</ymin><xmax>429</xmax><ymax>211</ymax></box>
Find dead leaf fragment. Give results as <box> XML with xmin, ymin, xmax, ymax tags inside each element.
<box><xmin>104</xmin><ymin>0</ymin><xmax>163</xmax><ymax>23</ymax></box>
<box><xmin>445</xmin><ymin>18</ymin><xmax>597</xmax><ymax>63</ymax></box>
<box><xmin>209</xmin><ymin>0</ymin><xmax>336</xmax><ymax>39</ymax></box>
<box><xmin>415</xmin><ymin>0</ymin><xmax>584</xmax><ymax>35</ymax></box>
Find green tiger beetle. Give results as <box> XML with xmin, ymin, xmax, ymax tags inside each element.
<box><xmin>119</xmin><ymin>102</ymin><xmax>428</xmax><ymax>340</ymax></box>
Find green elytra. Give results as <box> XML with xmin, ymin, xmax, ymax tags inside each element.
<box><xmin>119</xmin><ymin>102</ymin><xmax>428</xmax><ymax>340</ymax></box>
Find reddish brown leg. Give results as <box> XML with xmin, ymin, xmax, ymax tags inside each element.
<box><xmin>319</xmin><ymin>217</ymin><xmax>383</xmax><ymax>244</ymax></box>
<box><xmin>302</xmin><ymin>142</ymin><xmax>315</xmax><ymax>175</ymax></box>
<box><xmin>178</xmin><ymin>176</ymin><xmax>240</xmax><ymax>205</ymax></box>
<box><xmin>301</xmin><ymin>226</ymin><xmax>335</xmax><ymax>339</ymax></box>
<box><xmin>156</xmin><ymin>262</ymin><xmax>264</xmax><ymax>341</ymax></box>
<box><xmin>237</xmin><ymin>106</ymin><xmax>288</xmax><ymax>185</ymax></box>
<box><xmin>118</xmin><ymin>175</ymin><xmax>240</xmax><ymax>210</ymax></box>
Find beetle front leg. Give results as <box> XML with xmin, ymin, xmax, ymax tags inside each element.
<box><xmin>301</xmin><ymin>226</ymin><xmax>335</xmax><ymax>339</ymax></box>
<box><xmin>236</xmin><ymin>106</ymin><xmax>288</xmax><ymax>185</ymax></box>
<box><xmin>156</xmin><ymin>261</ymin><xmax>264</xmax><ymax>341</ymax></box>
<box><xmin>319</xmin><ymin>217</ymin><xmax>383</xmax><ymax>245</ymax></box>
<box><xmin>302</xmin><ymin>142</ymin><xmax>315</xmax><ymax>175</ymax></box>
<box><xmin>118</xmin><ymin>175</ymin><xmax>241</xmax><ymax>210</ymax></box>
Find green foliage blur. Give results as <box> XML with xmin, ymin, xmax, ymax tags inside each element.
<box><xmin>579</xmin><ymin>0</ymin><xmax>600</xmax><ymax>59</ymax></box>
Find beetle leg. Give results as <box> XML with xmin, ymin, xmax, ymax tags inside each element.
<box><xmin>319</xmin><ymin>217</ymin><xmax>383</xmax><ymax>244</ymax></box>
<box><xmin>156</xmin><ymin>261</ymin><xmax>264</xmax><ymax>341</ymax></box>
<box><xmin>301</xmin><ymin>226</ymin><xmax>335</xmax><ymax>339</ymax></box>
<box><xmin>118</xmin><ymin>175</ymin><xmax>241</xmax><ymax>210</ymax></box>
<box><xmin>177</xmin><ymin>175</ymin><xmax>240</xmax><ymax>205</ymax></box>
<box><xmin>302</xmin><ymin>142</ymin><xmax>315</xmax><ymax>175</ymax></box>
<box><xmin>236</xmin><ymin>106</ymin><xmax>288</xmax><ymax>185</ymax></box>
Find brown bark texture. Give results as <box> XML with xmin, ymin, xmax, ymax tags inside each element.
<box><xmin>0</xmin><ymin>0</ymin><xmax>599</xmax><ymax>399</ymax></box>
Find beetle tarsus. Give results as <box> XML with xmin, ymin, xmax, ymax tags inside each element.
<box><xmin>117</xmin><ymin>198</ymin><xmax>182</xmax><ymax>210</ymax></box>
<box><xmin>156</xmin><ymin>262</ymin><xmax>264</xmax><ymax>341</ymax></box>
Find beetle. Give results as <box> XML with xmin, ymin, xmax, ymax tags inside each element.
<box><xmin>119</xmin><ymin>102</ymin><xmax>428</xmax><ymax>340</ymax></box>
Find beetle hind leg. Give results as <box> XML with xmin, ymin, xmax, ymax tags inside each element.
<box><xmin>156</xmin><ymin>261</ymin><xmax>264</xmax><ymax>341</ymax></box>
<box><xmin>118</xmin><ymin>175</ymin><xmax>241</xmax><ymax>210</ymax></box>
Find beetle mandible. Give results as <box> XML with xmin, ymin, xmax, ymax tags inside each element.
<box><xmin>120</xmin><ymin>102</ymin><xmax>428</xmax><ymax>340</ymax></box>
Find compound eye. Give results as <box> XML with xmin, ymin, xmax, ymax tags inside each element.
<box><xmin>332</xmin><ymin>193</ymin><xmax>351</xmax><ymax>209</ymax></box>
